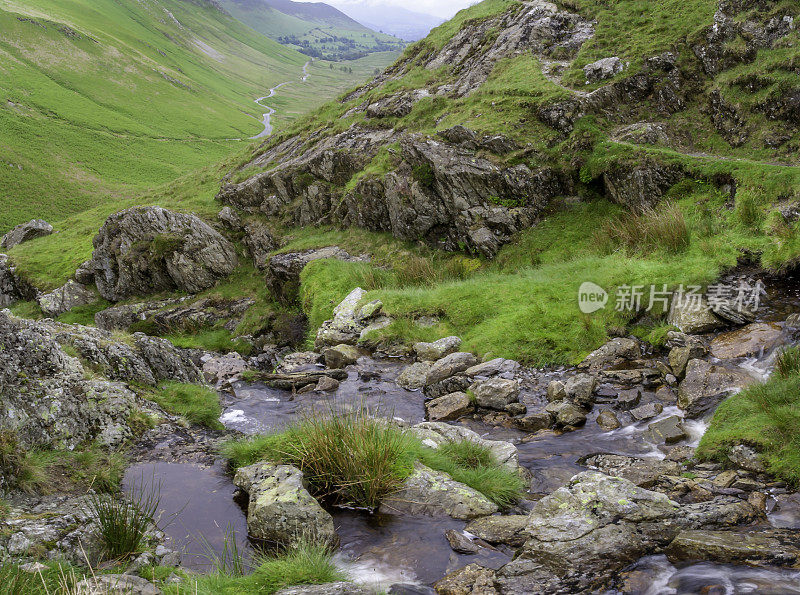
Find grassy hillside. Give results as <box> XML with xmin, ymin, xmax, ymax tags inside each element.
<box><xmin>219</xmin><ymin>0</ymin><xmax>405</xmax><ymax>60</ymax></box>
<box><xmin>0</xmin><ymin>0</ymin><xmax>385</xmax><ymax>231</ymax></box>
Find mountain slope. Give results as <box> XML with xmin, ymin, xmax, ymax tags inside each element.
<box><xmin>0</xmin><ymin>0</ymin><xmax>381</xmax><ymax>230</ymax></box>
<box><xmin>333</xmin><ymin>1</ymin><xmax>444</xmax><ymax>41</ymax></box>
<box><xmin>219</xmin><ymin>0</ymin><xmax>405</xmax><ymax>60</ymax></box>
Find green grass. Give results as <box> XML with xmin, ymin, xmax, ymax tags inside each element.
<box><xmin>0</xmin><ymin>560</ymin><xmax>83</xmax><ymax>594</ymax></box>
<box><xmin>698</xmin><ymin>373</ymin><xmax>800</xmax><ymax>486</ymax></box>
<box><xmin>182</xmin><ymin>539</ymin><xmax>348</xmax><ymax>595</ymax></box>
<box><xmin>147</xmin><ymin>382</ymin><xmax>223</xmax><ymax>430</ymax></box>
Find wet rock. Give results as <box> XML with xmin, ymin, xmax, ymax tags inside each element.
<box><xmin>424</xmin><ymin>374</ymin><xmax>472</xmax><ymax>400</ymax></box>
<box><xmin>433</xmin><ymin>564</ymin><xmax>498</xmax><ymax>595</ymax></box>
<box><xmin>315</xmin><ymin>376</ymin><xmax>340</xmax><ymax>392</ymax></box>
<box><xmin>678</xmin><ymin>359</ymin><xmax>755</xmax><ymax>418</ymax></box>
<box><xmin>616</xmin><ymin>388</ymin><xmax>641</xmax><ymax>410</ymax></box>
<box><xmin>468</xmin><ymin>377</ymin><xmax>519</xmax><ymax>410</ymax></box>
<box><xmin>496</xmin><ymin>472</ymin><xmax>680</xmax><ymax>593</ymax></box>
<box><xmin>545</xmin><ymin>401</ymin><xmax>586</xmax><ymax>428</ymax></box>
<box><xmin>564</xmin><ymin>373</ymin><xmax>596</xmax><ymax>407</ymax></box>
<box><xmin>546</xmin><ymin>380</ymin><xmax>566</xmax><ymax>402</ymax></box>
<box><xmin>1</xmin><ymin>218</ymin><xmax>53</xmax><ymax>250</ymax></box>
<box><xmin>202</xmin><ymin>353</ymin><xmax>248</xmax><ymax>385</ymax></box>
<box><xmin>426</xmin><ymin>392</ymin><xmax>473</xmax><ymax>421</ymax></box>
<box><xmin>276</xmin><ymin>583</ymin><xmax>372</xmax><ymax>595</ymax></box>
<box><xmin>728</xmin><ymin>444</ymin><xmax>765</xmax><ymax>473</ymax></box>
<box><xmin>786</xmin><ymin>312</ymin><xmax>800</xmax><ymax>328</ymax></box>
<box><xmin>596</xmin><ymin>409</ymin><xmax>622</xmax><ymax>431</ymax></box>
<box><xmin>646</xmin><ymin>415</ymin><xmax>686</xmax><ymax>444</ymax></box>
<box><xmin>710</xmin><ymin>322</ymin><xmax>784</xmax><ymax>359</ymax></box>
<box><xmin>411</xmin><ymin>422</ymin><xmax>519</xmax><ymax>472</ymax></box>
<box><xmin>0</xmin><ymin>254</ymin><xmax>36</xmax><ymax>307</ymax></box>
<box><xmin>413</xmin><ymin>336</ymin><xmax>462</xmax><ymax>361</ymax></box>
<box><xmin>667</xmin><ymin>298</ymin><xmax>725</xmax><ymax>334</ymax></box>
<box><xmin>75</xmin><ymin>574</ymin><xmax>160</xmax><ymax>595</ymax></box>
<box><xmin>579</xmin><ymin>337</ymin><xmax>640</xmax><ymax>371</ymax></box>
<box><xmin>381</xmin><ymin>462</ymin><xmax>498</xmax><ymax>520</ymax></box>
<box><xmin>397</xmin><ymin>362</ymin><xmax>432</xmax><ymax>390</ymax></box>
<box><xmin>36</xmin><ymin>279</ymin><xmax>96</xmax><ymax>318</ymax></box>
<box><xmin>425</xmin><ymin>352</ymin><xmax>479</xmax><ymax>386</ymax></box>
<box><xmin>276</xmin><ymin>351</ymin><xmax>323</xmax><ymax>374</ymax></box>
<box><xmin>580</xmin><ymin>454</ymin><xmax>681</xmax><ymax>488</ymax></box>
<box><xmin>665</xmin><ymin>529</ymin><xmax>800</xmax><ymax>567</ymax></box>
<box><xmin>505</xmin><ymin>402</ymin><xmax>527</xmax><ymax>416</ymax></box>
<box><xmin>583</xmin><ymin>56</ymin><xmax>624</xmax><ymax>82</ymax></box>
<box><xmin>322</xmin><ymin>344</ymin><xmax>361</xmax><ymax>369</ymax></box>
<box><xmin>464</xmin><ymin>357</ymin><xmax>519</xmax><ymax>378</ymax></box>
<box><xmin>465</xmin><ymin>515</ymin><xmax>529</xmax><ymax>547</ymax></box>
<box><xmin>233</xmin><ymin>462</ymin><xmax>336</xmax><ymax>546</ymax></box>
<box><xmin>255</xmin><ymin>370</ymin><xmax>348</xmax><ymax>391</ymax></box>
<box><xmin>668</xmin><ymin>339</ymin><xmax>708</xmax><ymax>378</ymax></box>
<box><xmin>630</xmin><ymin>402</ymin><xmax>663</xmax><ymax>421</ymax></box>
<box><xmin>445</xmin><ymin>529</ymin><xmax>479</xmax><ymax>554</ymax></box>
<box><xmin>89</xmin><ymin>207</ymin><xmax>238</xmax><ymax>301</ymax></box>
<box><xmin>514</xmin><ymin>411</ymin><xmax>553</xmax><ymax>433</ymax></box>
<box><xmin>266</xmin><ymin>247</ymin><xmax>363</xmax><ymax>305</ymax></box>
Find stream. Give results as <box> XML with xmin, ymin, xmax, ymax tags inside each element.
<box><xmin>123</xmin><ymin>274</ymin><xmax>800</xmax><ymax>591</ymax></box>
<box><xmin>251</xmin><ymin>61</ymin><xmax>311</xmax><ymax>140</ymax></box>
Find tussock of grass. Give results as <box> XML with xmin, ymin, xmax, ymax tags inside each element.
<box><xmin>148</xmin><ymin>382</ymin><xmax>223</xmax><ymax>430</ymax></box>
<box><xmin>774</xmin><ymin>346</ymin><xmax>800</xmax><ymax>379</ymax></box>
<box><xmin>0</xmin><ymin>430</ymin><xmax>48</xmax><ymax>494</ymax></box>
<box><xmin>698</xmin><ymin>373</ymin><xmax>800</xmax><ymax>486</ymax></box>
<box><xmin>186</xmin><ymin>538</ymin><xmax>347</xmax><ymax>595</ymax></box>
<box><xmin>596</xmin><ymin>203</ymin><xmax>690</xmax><ymax>255</ymax></box>
<box><xmin>0</xmin><ymin>561</ymin><xmax>82</xmax><ymax>595</ymax></box>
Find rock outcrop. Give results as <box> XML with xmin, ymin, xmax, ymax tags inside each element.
<box><xmin>37</xmin><ymin>280</ymin><xmax>96</xmax><ymax>318</ymax></box>
<box><xmin>89</xmin><ymin>207</ymin><xmax>238</xmax><ymax>301</ymax></box>
<box><xmin>1</xmin><ymin>219</ymin><xmax>53</xmax><ymax>250</ymax></box>
<box><xmin>0</xmin><ymin>254</ymin><xmax>36</xmax><ymax>307</ymax></box>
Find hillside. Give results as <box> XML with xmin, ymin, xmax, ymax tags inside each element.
<box><xmin>334</xmin><ymin>2</ymin><xmax>444</xmax><ymax>41</ymax></box>
<box><xmin>0</xmin><ymin>0</ymin><xmax>383</xmax><ymax>231</ymax></box>
<box><xmin>219</xmin><ymin>0</ymin><xmax>406</xmax><ymax>60</ymax></box>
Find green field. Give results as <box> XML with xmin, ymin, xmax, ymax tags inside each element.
<box><xmin>0</xmin><ymin>0</ymin><xmax>396</xmax><ymax>231</ymax></box>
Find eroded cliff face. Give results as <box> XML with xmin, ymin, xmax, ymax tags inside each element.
<box><xmin>217</xmin><ymin>0</ymin><xmax>798</xmax><ymax>256</ymax></box>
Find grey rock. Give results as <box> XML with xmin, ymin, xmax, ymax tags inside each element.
<box><xmin>546</xmin><ymin>380</ymin><xmax>567</xmax><ymax>402</ymax></box>
<box><xmin>315</xmin><ymin>288</ymin><xmax>374</xmax><ymax>349</ymax></box>
<box><xmin>1</xmin><ymin>219</ymin><xmax>53</xmax><ymax>250</ymax></box>
<box><xmin>596</xmin><ymin>409</ymin><xmax>622</xmax><ymax>431</ymax></box>
<box><xmin>410</xmin><ymin>421</ymin><xmax>519</xmax><ymax>472</ymax></box>
<box><xmin>322</xmin><ymin>344</ymin><xmax>361</xmax><ymax>369</ymax></box>
<box><xmin>75</xmin><ymin>575</ymin><xmax>160</xmax><ymax>595</ymax></box>
<box><xmin>217</xmin><ymin>206</ymin><xmax>242</xmax><ymax>229</ymax></box>
<box><xmin>202</xmin><ymin>353</ymin><xmax>248</xmax><ymax>385</ymax></box>
<box><xmin>584</xmin><ymin>56</ymin><xmax>624</xmax><ymax>82</ymax></box>
<box><xmin>710</xmin><ymin>323</ymin><xmax>784</xmax><ymax>359</ymax></box>
<box><xmin>242</xmin><ymin>221</ymin><xmax>279</xmax><ymax>269</ymax></box>
<box><xmin>564</xmin><ymin>373</ymin><xmax>596</xmax><ymax>408</ymax></box>
<box><xmin>434</xmin><ymin>564</ymin><xmax>498</xmax><ymax>595</ymax></box>
<box><xmin>603</xmin><ymin>160</ymin><xmax>685</xmax><ymax>212</ymax></box>
<box><xmin>678</xmin><ymin>359</ymin><xmax>755</xmax><ymax>418</ymax></box>
<box><xmin>468</xmin><ymin>377</ymin><xmax>519</xmax><ymax>410</ymax></box>
<box><xmin>667</xmin><ymin>298</ymin><xmax>726</xmax><ymax>334</ymax></box>
<box><xmin>414</xmin><ymin>336</ymin><xmax>462</xmax><ymax>361</ymax></box>
<box><xmin>37</xmin><ymin>280</ymin><xmax>96</xmax><ymax>318</ymax></box>
<box><xmin>425</xmin><ymin>392</ymin><xmax>473</xmax><ymax>421</ymax></box>
<box><xmin>629</xmin><ymin>402</ymin><xmax>663</xmax><ymax>421</ymax></box>
<box><xmin>580</xmin><ymin>454</ymin><xmax>681</xmax><ymax>488</ymax></box>
<box><xmin>665</xmin><ymin>529</ymin><xmax>800</xmax><ymax>567</ymax></box>
<box><xmin>616</xmin><ymin>388</ymin><xmax>642</xmax><ymax>410</ymax></box>
<box><xmin>465</xmin><ymin>515</ymin><xmax>529</xmax><ymax>547</ymax></box>
<box><xmin>728</xmin><ymin>444</ymin><xmax>765</xmax><ymax>473</ymax></box>
<box><xmin>315</xmin><ymin>376</ymin><xmax>340</xmax><ymax>392</ymax></box>
<box><xmin>668</xmin><ymin>340</ymin><xmax>708</xmax><ymax>378</ymax></box>
<box><xmin>445</xmin><ymin>529</ymin><xmax>479</xmax><ymax>554</ymax></box>
<box><xmin>89</xmin><ymin>207</ymin><xmax>237</xmax><ymax>301</ymax></box>
<box><xmin>514</xmin><ymin>411</ymin><xmax>553</xmax><ymax>433</ymax></box>
<box><xmin>276</xmin><ymin>351</ymin><xmax>323</xmax><ymax>374</ymax></box>
<box><xmin>465</xmin><ymin>357</ymin><xmax>519</xmax><ymax>378</ymax></box>
<box><xmin>425</xmin><ymin>352</ymin><xmax>479</xmax><ymax>386</ymax></box>
<box><xmin>0</xmin><ymin>254</ymin><xmax>36</xmax><ymax>308</ymax></box>
<box><xmin>579</xmin><ymin>337</ymin><xmax>640</xmax><ymax>371</ymax></box>
<box><xmin>646</xmin><ymin>415</ymin><xmax>686</xmax><ymax>444</ymax></box>
<box><xmin>505</xmin><ymin>402</ymin><xmax>527</xmax><ymax>416</ymax></box>
<box><xmin>396</xmin><ymin>362</ymin><xmax>432</xmax><ymax>390</ymax></box>
<box><xmin>423</xmin><ymin>374</ymin><xmax>472</xmax><ymax>400</ymax></box>
<box><xmin>233</xmin><ymin>462</ymin><xmax>336</xmax><ymax>546</ymax></box>
<box><xmin>74</xmin><ymin>260</ymin><xmax>95</xmax><ymax>285</ymax></box>
<box><xmin>276</xmin><ymin>584</ymin><xmax>371</xmax><ymax>595</ymax></box>
<box><xmin>545</xmin><ymin>401</ymin><xmax>586</xmax><ymax>428</ymax></box>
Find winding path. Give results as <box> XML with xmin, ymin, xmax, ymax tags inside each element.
<box><xmin>251</xmin><ymin>60</ymin><xmax>311</xmax><ymax>140</ymax></box>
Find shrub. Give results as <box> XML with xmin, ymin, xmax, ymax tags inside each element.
<box><xmin>149</xmin><ymin>382</ymin><xmax>223</xmax><ymax>430</ymax></box>
<box><xmin>222</xmin><ymin>409</ymin><xmax>418</xmax><ymax>509</ymax></box>
<box><xmin>87</xmin><ymin>479</ymin><xmax>160</xmax><ymax>561</ymax></box>
<box><xmin>596</xmin><ymin>202</ymin><xmax>690</xmax><ymax>254</ymax></box>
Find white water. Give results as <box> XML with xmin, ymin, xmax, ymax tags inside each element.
<box><xmin>250</xmin><ymin>61</ymin><xmax>311</xmax><ymax>139</ymax></box>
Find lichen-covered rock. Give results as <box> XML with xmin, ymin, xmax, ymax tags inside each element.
<box><xmin>425</xmin><ymin>352</ymin><xmax>479</xmax><ymax>386</ymax></box>
<box><xmin>242</xmin><ymin>221</ymin><xmax>279</xmax><ymax>270</ymax></box>
<box><xmin>380</xmin><ymin>462</ymin><xmax>498</xmax><ymax>520</ymax></box>
<box><xmin>37</xmin><ymin>280</ymin><xmax>97</xmax><ymax>318</ymax></box>
<box><xmin>646</xmin><ymin>415</ymin><xmax>686</xmax><ymax>444</ymax></box>
<box><xmin>89</xmin><ymin>207</ymin><xmax>238</xmax><ymax>301</ymax></box>
<box><xmin>665</xmin><ymin>529</ymin><xmax>800</xmax><ymax>567</ymax></box>
<box><xmin>434</xmin><ymin>563</ymin><xmax>498</xmax><ymax>595</ymax></box>
<box><xmin>465</xmin><ymin>515</ymin><xmax>529</xmax><ymax>548</ymax></box>
<box><xmin>602</xmin><ymin>160</ymin><xmax>685</xmax><ymax>211</ymax></box>
<box><xmin>0</xmin><ymin>312</ymin><xmax>138</xmax><ymax>449</ymax></box>
<box><xmin>1</xmin><ymin>219</ymin><xmax>53</xmax><ymax>250</ymax></box>
<box><xmin>233</xmin><ymin>462</ymin><xmax>336</xmax><ymax>546</ymax></box>
<box><xmin>667</xmin><ymin>298</ymin><xmax>726</xmax><ymax>334</ymax></box>
<box><xmin>413</xmin><ymin>336</ymin><xmax>462</xmax><ymax>361</ymax></box>
<box><xmin>396</xmin><ymin>361</ymin><xmax>432</xmax><ymax>390</ymax></box>
<box><xmin>563</xmin><ymin>373</ymin><xmax>596</xmax><ymax>408</ymax></box>
<box><xmin>322</xmin><ymin>344</ymin><xmax>362</xmax><ymax>369</ymax></box>
<box><xmin>468</xmin><ymin>377</ymin><xmax>519</xmax><ymax>410</ymax></box>
<box><xmin>315</xmin><ymin>288</ymin><xmax>386</xmax><ymax>349</ymax></box>
<box><xmin>580</xmin><ymin>454</ymin><xmax>681</xmax><ymax>488</ymax></box>
<box><xmin>425</xmin><ymin>391</ymin><xmax>473</xmax><ymax>421</ymax></box>
<box><xmin>464</xmin><ymin>357</ymin><xmax>519</xmax><ymax>378</ymax></box>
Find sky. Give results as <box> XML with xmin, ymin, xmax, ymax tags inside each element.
<box><xmin>321</xmin><ymin>0</ymin><xmax>478</xmax><ymax>20</ymax></box>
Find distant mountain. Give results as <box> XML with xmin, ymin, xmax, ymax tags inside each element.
<box><xmin>332</xmin><ymin>2</ymin><xmax>443</xmax><ymax>41</ymax></box>
<box><xmin>219</xmin><ymin>0</ymin><xmax>406</xmax><ymax>60</ymax></box>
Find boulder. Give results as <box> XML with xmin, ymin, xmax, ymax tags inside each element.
<box><xmin>667</xmin><ymin>298</ymin><xmax>725</xmax><ymax>334</ymax></box>
<box><xmin>74</xmin><ymin>260</ymin><xmax>95</xmax><ymax>285</ymax></box>
<box><xmin>578</xmin><ymin>338</ymin><xmax>640</xmax><ymax>371</ymax></box>
<box><xmin>665</xmin><ymin>529</ymin><xmax>800</xmax><ymax>566</ymax></box>
<box><xmin>445</xmin><ymin>528</ymin><xmax>479</xmax><ymax>554</ymax></box>
<box><xmin>276</xmin><ymin>351</ymin><xmax>323</xmax><ymax>374</ymax></box>
<box><xmin>315</xmin><ymin>376</ymin><xmax>340</xmax><ymax>392</ymax></box>
<box><xmin>202</xmin><ymin>353</ymin><xmax>248</xmax><ymax>385</ymax></box>
<box><xmin>710</xmin><ymin>323</ymin><xmax>784</xmax><ymax>359</ymax></box>
<box><xmin>75</xmin><ymin>575</ymin><xmax>160</xmax><ymax>595</ymax></box>
<box><xmin>468</xmin><ymin>377</ymin><xmax>519</xmax><ymax>410</ymax></box>
<box><xmin>728</xmin><ymin>444</ymin><xmax>765</xmax><ymax>473</ymax></box>
<box><xmin>1</xmin><ymin>219</ymin><xmax>53</xmax><ymax>250</ymax></box>
<box><xmin>233</xmin><ymin>462</ymin><xmax>336</xmax><ymax>546</ymax></box>
<box><xmin>646</xmin><ymin>415</ymin><xmax>686</xmax><ymax>444</ymax></box>
<box><xmin>322</xmin><ymin>344</ymin><xmax>361</xmax><ymax>369</ymax></box>
<box><xmin>423</xmin><ymin>374</ymin><xmax>472</xmax><ymax>399</ymax></box>
<box><xmin>583</xmin><ymin>56</ymin><xmax>624</xmax><ymax>82</ymax></box>
<box><xmin>564</xmin><ymin>373</ymin><xmax>596</xmax><ymax>407</ymax></box>
<box><xmin>668</xmin><ymin>339</ymin><xmax>708</xmax><ymax>378</ymax></box>
<box><xmin>89</xmin><ymin>207</ymin><xmax>238</xmax><ymax>301</ymax></box>
<box><xmin>514</xmin><ymin>411</ymin><xmax>553</xmax><ymax>432</ymax></box>
<box><xmin>546</xmin><ymin>380</ymin><xmax>567</xmax><ymax>402</ymax></box>
<box><xmin>425</xmin><ymin>352</ymin><xmax>479</xmax><ymax>386</ymax></box>
<box><xmin>596</xmin><ymin>409</ymin><xmax>621</xmax><ymax>431</ymax></box>
<box><xmin>37</xmin><ymin>280</ymin><xmax>96</xmax><ymax>318</ymax></box>
<box><xmin>242</xmin><ymin>221</ymin><xmax>279</xmax><ymax>269</ymax></box>
<box><xmin>413</xmin><ymin>336</ymin><xmax>462</xmax><ymax>361</ymax></box>
<box><xmin>629</xmin><ymin>402</ymin><xmax>663</xmax><ymax>421</ymax></box>
<box><xmin>426</xmin><ymin>392</ymin><xmax>473</xmax><ymax>421</ymax></box>
<box><xmin>315</xmin><ymin>288</ymin><xmax>372</xmax><ymax>349</ymax></box>
<box><xmin>464</xmin><ymin>357</ymin><xmax>519</xmax><ymax>378</ymax></box>
<box><xmin>678</xmin><ymin>359</ymin><xmax>755</xmax><ymax>418</ymax></box>
<box><xmin>465</xmin><ymin>515</ymin><xmax>529</xmax><ymax>547</ymax></box>
<box><xmin>545</xmin><ymin>401</ymin><xmax>586</xmax><ymax>428</ymax></box>
<box><xmin>396</xmin><ymin>362</ymin><xmax>432</xmax><ymax>390</ymax></box>
<box><xmin>616</xmin><ymin>388</ymin><xmax>641</xmax><ymax>410</ymax></box>
<box><xmin>217</xmin><ymin>206</ymin><xmax>242</xmax><ymax>229</ymax></box>
<box><xmin>380</xmin><ymin>462</ymin><xmax>498</xmax><ymax>520</ymax></box>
